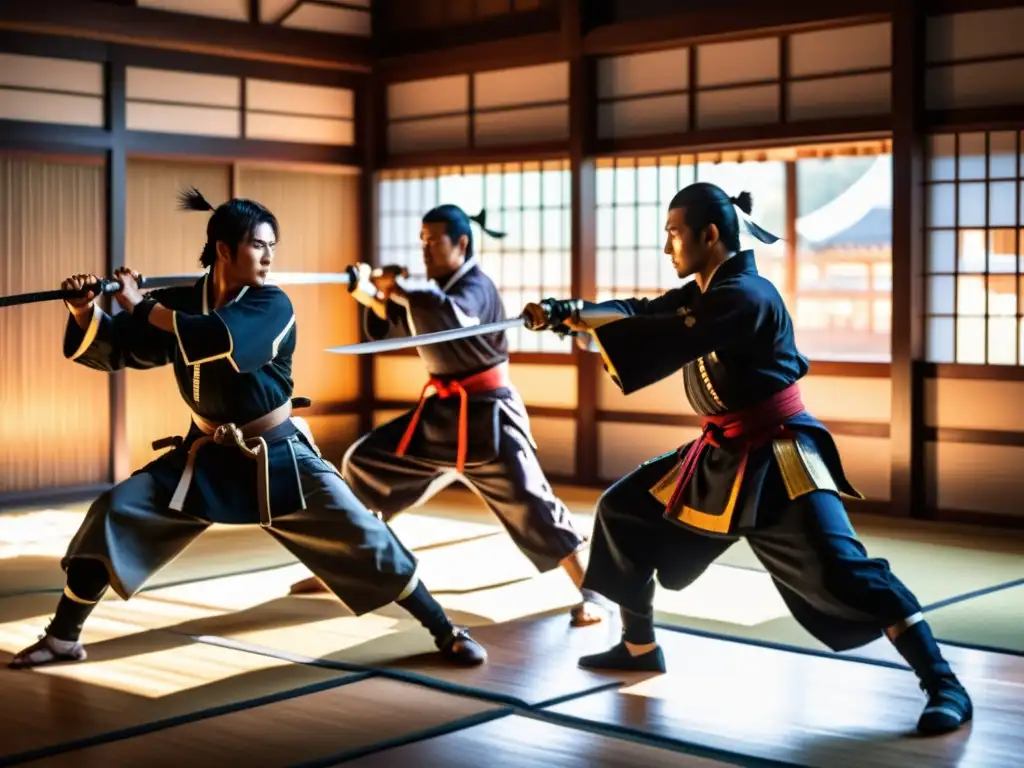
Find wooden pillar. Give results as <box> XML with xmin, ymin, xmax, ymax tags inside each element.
<box><xmin>565</xmin><ymin>0</ymin><xmax>599</xmax><ymax>486</ymax></box>
<box><xmin>105</xmin><ymin>58</ymin><xmax>129</xmax><ymax>484</ymax></box>
<box><xmin>889</xmin><ymin>0</ymin><xmax>927</xmax><ymax>517</ymax></box>
<box><xmin>356</xmin><ymin>72</ymin><xmax>384</xmax><ymax>436</ymax></box>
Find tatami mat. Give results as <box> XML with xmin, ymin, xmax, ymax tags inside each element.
<box><xmin>30</xmin><ymin>677</ymin><xmax>502</xmax><ymax>768</ymax></box>
<box><xmin>340</xmin><ymin>714</ymin><xmax>742</xmax><ymax>768</ymax></box>
<box><xmin>549</xmin><ymin>628</ymin><xmax>1024</xmax><ymax>768</ymax></box>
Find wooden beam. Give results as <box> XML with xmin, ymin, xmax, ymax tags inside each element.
<box><xmin>927</xmin><ymin>104</ymin><xmax>1024</xmax><ymax>132</ymax></box>
<box><xmin>596</xmin><ymin>115</ymin><xmax>892</xmax><ymax>156</ymax></box>
<box><xmin>382</xmin><ymin>143</ymin><xmax>570</xmax><ymax>170</ymax></box>
<box><xmin>0</xmin><ymin>0</ymin><xmax>371</xmax><ymax>71</ymax></box>
<box><xmin>0</xmin><ymin>30</ymin><xmax>365</xmax><ymax>88</ymax></box>
<box><xmin>355</xmin><ymin>73</ymin><xmax>382</xmax><ymax>438</ymax></box>
<box><xmin>889</xmin><ymin>0</ymin><xmax>927</xmax><ymax>519</ymax></box>
<box><xmin>582</xmin><ymin>1</ymin><xmax>891</xmax><ymax>56</ymax></box>
<box><xmin>375</xmin><ymin>32</ymin><xmax>568</xmax><ymax>82</ymax></box>
<box><xmin>377</xmin><ymin>6</ymin><xmax>560</xmax><ymax>60</ymax></box>
<box><xmin>565</xmin><ymin>0</ymin><xmax>600</xmax><ymax>486</ymax></box>
<box><xmin>105</xmin><ymin>60</ymin><xmax>129</xmax><ymax>484</ymax></box>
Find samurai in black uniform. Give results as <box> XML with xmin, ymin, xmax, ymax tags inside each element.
<box><xmin>290</xmin><ymin>205</ymin><xmax>604</xmax><ymax>627</ymax></box>
<box><xmin>523</xmin><ymin>182</ymin><xmax>971</xmax><ymax>736</ymax></box>
<box><xmin>10</xmin><ymin>190</ymin><xmax>486</xmax><ymax>669</ymax></box>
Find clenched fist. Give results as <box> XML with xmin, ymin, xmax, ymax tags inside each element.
<box><xmin>62</xmin><ymin>273</ymin><xmax>100</xmax><ymax>314</ymax></box>
<box><xmin>112</xmin><ymin>266</ymin><xmax>144</xmax><ymax>313</ymax></box>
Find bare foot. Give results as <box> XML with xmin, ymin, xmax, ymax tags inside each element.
<box><xmin>289</xmin><ymin>576</ymin><xmax>329</xmax><ymax>595</ymax></box>
<box><xmin>570</xmin><ymin>600</ymin><xmax>604</xmax><ymax>627</ymax></box>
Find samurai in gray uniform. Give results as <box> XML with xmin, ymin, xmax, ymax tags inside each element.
<box><xmin>9</xmin><ymin>190</ymin><xmax>486</xmax><ymax>669</ymax></box>
<box><xmin>290</xmin><ymin>205</ymin><xmax>604</xmax><ymax>627</ymax></box>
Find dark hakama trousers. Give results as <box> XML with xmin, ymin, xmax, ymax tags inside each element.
<box><xmin>62</xmin><ymin>434</ymin><xmax>419</xmax><ymax>616</ymax></box>
<box><xmin>583</xmin><ymin>451</ymin><xmax>923</xmax><ymax>652</ymax></box>
<box><xmin>341</xmin><ymin>396</ymin><xmax>585</xmax><ymax>574</ymax></box>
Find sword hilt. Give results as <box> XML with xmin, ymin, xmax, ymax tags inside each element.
<box><xmin>527</xmin><ymin>298</ymin><xmax>583</xmax><ymax>332</ymax></box>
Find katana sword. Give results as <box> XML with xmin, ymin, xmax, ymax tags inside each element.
<box><xmin>325</xmin><ymin>298</ymin><xmax>583</xmax><ymax>355</ymax></box>
<box><xmin>0</xmin><ymin>266</ymin><xmax>368</xmax><ymax>309</ymax></box>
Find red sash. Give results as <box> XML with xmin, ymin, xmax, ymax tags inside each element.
<box><xmin>396</xmin><ymin>363</ymin><xmax>511</xmax><ymax>473</ymax></box>
<box><xmin>666</xmin><ymin>383</ymin><xmax>806</xmax><ymax>514</ymax></box>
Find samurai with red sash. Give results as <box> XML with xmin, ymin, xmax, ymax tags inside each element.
<box><xmin>290</xmin><ymin>204</ymin><xmax>604</xmax><ymax>626</ymax></box>
<box><xmin>523</xmin><ymin>182</ymin><xmax>972</xmax><ymax>736</ymax></box>
<box><xmin>10</xmin><ymin>190</ymin><xmax>487</xmax><ymax>670</ymax></box>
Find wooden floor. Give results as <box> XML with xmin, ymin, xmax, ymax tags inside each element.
<box><xmin>1</xmin><ymin>493</ymin><xmax>1023</xmax><ymax>766</ymax></box>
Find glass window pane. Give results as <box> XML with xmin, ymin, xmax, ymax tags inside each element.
<box><xmin>597</xmin><ymin>249</ymin><xmax>614</xmax><ymax>291</ymax></box>
<box><xmin>956</xmin><ymin>317</ymin><xmax>986</xmax><ymax>363</ymax></box>
<box><xmin>541</xmin><ymin>251</ymin><xmax>562</xmax><ymax>291</ymax></box>
<box><xmin>958</xmin><ymin>229</ymin><xmax>987</xmax><ymax>272</ymax></box>
<box><xmin>658</xmin><ymin>164</ymin><xmax>679</xmax><ymax>207</ymax></box>
<box><xmin>927</xmin><ymin>316</ymin><xmax>955</xmax><ymax>362</ymax></box>
<box><xmin>615</xmin><ymin>206</ymin><xmax>636</xmax><ymax>248</ymax></box>
<box><xmin>503</xmin><ymin>173</ymin><xmax>522</xmax><ymax>209</ymax></box>
<box><xmin>522</xmin><ymin>210</ymin><xmax>541</xmax><ymax>251</ymax></box>
<box><xmin>988</xmin><ymin>229</ymin><xmax>1017</xmax><ymax>274</ymax></box>
<box><xmin>927</xmin><ymin>183</ymin><xmax>955</xmax><ymax>228</ymax></box>
<box><xmin>989</xmin><ymin>181</ymin><xmax>1017</xmax><ymax>227</ymax></box>
<box><xmin>958</xmin><ymin>182</ymin><xmax>986</xmax><ymax>227</ymax></box>
<box><xmin>614</xmin><ymin>251</ymin><xmax>637</xmax><ymax>291</ymax></box>
<box><xmin>989</xmin><ymin>131</ymin><xmax>1018</xmax><ymax>178</ymax></box>
<box><xmin>522</xmin><ymin>169</ymin><xmax>541</xmax><ymax>208</ymax></box>
<box><xmin>957</xmin><ymin>132</ymin><xmax>987</xmax><ymax>180</ymax></box>
<box><xmin>637</xmin><ymin>165</ymin><xmax>658</xmax><ymax>204</ymax></box>
<box><xmin>615</xmin><ymin>165</ymin><xmax>636</xmax><ymax>205</ymax></box>
<box><xmin>928</xmin><ymin>134</ymin><xmax>956</xmax><ymax>181</ymax></box>
<box><xmin>637</xmin><ymin>205</ymin><xmax>660</xmax><ymax>248</ymax></box>
<box><xmin>637</xmin><ymin>251</ymin><xmax>660</xmax><ymax>289</ymax></box>
<box><xmin>927</xmin><ymin>230</ymin><xmax>956</xmax><ymax>273</ymax></box>
<box><xmin>543</xmin><ymin>209</ymin><xmax>564</xmax><ymax>251</ymax></box>
<box><xmin>596</xmin><ymin>209</ymin><xmax>613</xmax><ymax>248</ymax></box>
<box><xmin>542</xmin><ymin>169</ymin><xmax>563</xmax><ymax>207</ymax></box>
<box><xmin>926</xmin><ymin>275</ymin><xmax>955</xmax><ymax>315</ymax></box>
<box><xmin>988</xmin><ymin>275</ymin><xmax>1018</xmax><ymax>316</ymax></box>
<box><xmin>956</xmin><ymin>274</ymin><xmax>986</xmax><ymax>316</ymax></box>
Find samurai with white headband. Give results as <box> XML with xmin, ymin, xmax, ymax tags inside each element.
<box><xmin>523</xmin><ymin>181</ymin><xmax>972</xmax><ymax>736</ymax></box>
<box><xmin>290</xmin><ymin>203</ymin><xmax>609</xmax><ymax>628</ymax></box>
<box><xmin>10</xmin><ymin>190</ymin><xmax>488</xmax><ymax>670</ymax></box>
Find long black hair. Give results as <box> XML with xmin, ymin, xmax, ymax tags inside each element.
<box><xmin>421</xmin><ymin>204</ymin><xmax>505</xmax><ymax>259</ymax></box>
<box><xmin>178</xmin><ymin>187</ymin><xmax>280</xmax><ymax>268</ymax></box>
<box><xmin>668</xmin><ymin>182</ymin><xmax>778</xmax><ymax>251</ymax></box>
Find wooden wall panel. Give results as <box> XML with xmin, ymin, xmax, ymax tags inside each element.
<box><xmin>0</xmin><ymin>53</ymin><xmax>104</xmax><ymax>128</ymax></box>
<box><xmin>236</xmin><ymin>166</ymin><xmax>363</xmax><ymax>409</ymax></box>
<box><xmin>530</xmin><ymin>416</ymin><xmax>576</xmax><ymax>477</ymax></box>
<box><xmin>927</xmin><ymin>8</ymin><xmax>1024</xmax><ymax>110</ymax></box>
<box><xmin>509</xmin><ymin>363</ymin><xmax>577</xmax><ymax>409</ymax></box>
<box><xmin>124</xmin><ymin>159</ymin><xmax>231</xmax><ymax>471</ymax></box>
<box><xmin>126</xmin><ymin>67</ymin><xmax>242</xmax><ymax>138</ymax></box>
<box><xmin>0</xmin><ymin>155</ymin><xmax>109</xmax><ymax>493</ymax></box>
<box><xmin>245</xmin><ymin>80</ymin><xmax>355</xmax><ymax>146</ymax></box>
<box><xmin>925</xmin><ymin>378</ymin><xmax>1024</xmax><ymax>432</ymax></box>
<box><xmin>302</xmin><ymin>413</ymin><xmax>362</xmax><ymax>467</ymax></box>
<box><xmin>926</xmin><ymin>441</ymin><xmax>1024</xmax><ymax>517</ymax></box>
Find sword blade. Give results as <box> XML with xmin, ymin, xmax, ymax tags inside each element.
<box><xmin>325</xmin><ymin>316</ymin><xmax>527</xmax><ymax>355</ymax></box>
<box><xmin>0</xmin><ymin>269</ymin><xmax>361</xmax><ymax>309</ymax></box>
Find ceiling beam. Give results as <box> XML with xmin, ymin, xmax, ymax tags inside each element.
<box><xmin>0</xmin><ymin>0</ymin><xmax>372</xmax><ymax>72</ymax></box>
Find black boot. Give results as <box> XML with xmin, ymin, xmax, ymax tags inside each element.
<box><xmin>892</xmin><ymin>620</ymin><xmax>972</xmax><ymax>735</ymax></box>
<box><xmin>436</xmin><ymin>627</ymin><xmax>488</xmax><ymax>666</ymax></box>
<box><xmin>578</xmin><ymin>604</ymin><xmax>665</xmax><ymax>672</ymax></box>
<box><xmin>578</xmin><ymin>642</ymin><xmax>666</xmax><ymax>672</ymax></box>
